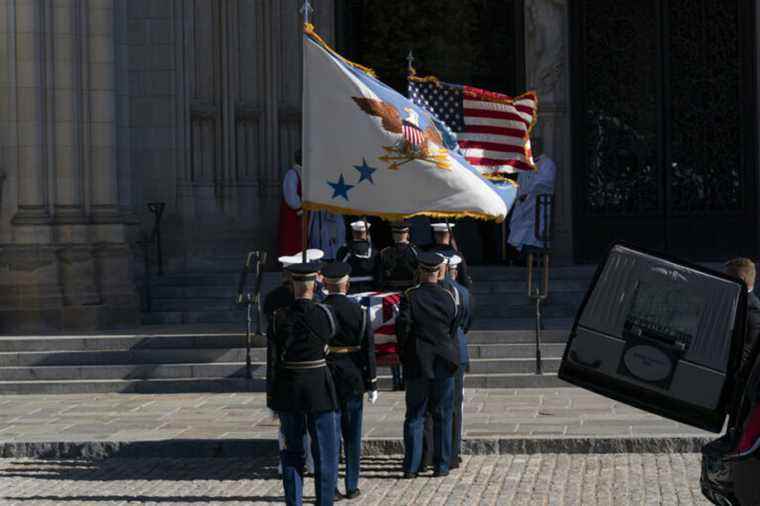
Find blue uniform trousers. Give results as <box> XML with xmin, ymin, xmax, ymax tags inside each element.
<box><xmin>403</xmin><ymin>362</ymin><xmax>454</xmax><ymax>474</ymax></box>
<box><xmin>279</xmin><ymin>411</ymin><xmax>338</xmax><ymax>506</ymax></box>
<box><xmin>335</xmin><ymin>395</ymin><xmax>364</xmax><ymax>493</ymax></box>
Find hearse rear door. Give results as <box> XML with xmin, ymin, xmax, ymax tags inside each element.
<box><xmin>559</xmin><ymin>244</ymin><xmax>747</xmax><ymax>433</ymax></box>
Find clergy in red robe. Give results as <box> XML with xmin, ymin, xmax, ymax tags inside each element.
<box><xmin>278</xmin><ymin>150</ymin><xmax>304</xmax><ymax>256</ymax></box>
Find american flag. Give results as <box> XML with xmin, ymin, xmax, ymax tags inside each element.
<box><xmin>409</xmin><ymin>78</ymin><xmax>537</xmax><ymax>178</ymax></box>
<box><xmin>349</xmin><ymin>291</ymin><xmax>402</xmax><ymax>365</ymax></box>
<box><xmin>402</xmin><ymin>121</ymin><xmax>425</xmax><ymax>148</ymax></box>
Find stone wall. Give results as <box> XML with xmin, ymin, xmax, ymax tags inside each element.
<box><xmin>524</xmin><ymin>0</ymin><xmax>573</xmax><ymax>262</ymax></box>
<box><xmin>0</xmin><ymin>0</ymin><xmax>138</xmax><ymax>332</ymax></box>
<box><xmin>126</xmin><ymin>0</ymin><xmax>335</xmax><ymax>272</ymax></box>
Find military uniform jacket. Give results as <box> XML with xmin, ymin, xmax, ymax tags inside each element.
<box><xmin>336</xmin><ymin>241</ymin><xmax>383</xmax><ymax>292</ymax></box>
<box><xmin>263</xmin><ymin>284</ymin><xmax>294</xmax><ymax>334</ymax></box>
<box><xmin>381</xmin><ymin>242</ymin><xmax>419</xmax><ymax>290</ymax></box>
<box><xmin>267</xmin><ymin>299</ymin><xmax>338</xmax><ymax>414</ymax></box>
<box><xmin>395</xmin><ymin>282</ymin><xmax>459</xmax><ymax>380</ymax></box>
<box><xmin>441</xmin><ymin>278</ymin><xmax>473</xmax><ymax>367</ymax></box>
<box><xmin>324</xmin><ymin>293</ymin><xmax>377</xmax><ymax>402</ymax></box>
<box><xmin>426</xmin><ymin>243</ymin><xmax>472</xmax><ymax>289</ymax></box>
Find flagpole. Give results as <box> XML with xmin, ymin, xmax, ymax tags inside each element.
<box><xmin>406</xmin><ymin>50</ymin><xmax>415</xmax><ymax>77</ymax></box>
<box><xmin>300</xmin><ymin>0</ymin><xmax>313</xmax><ymax>264</ymax></box>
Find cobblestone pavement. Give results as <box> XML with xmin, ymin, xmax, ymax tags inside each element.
<box><xmin>0</xmin><ymin>454</ymin><xmax>710</xmax><ymax>505</ymax></box>
<box><xmin>0</xmin><ymin>389</ymin><xmax>709</xmax><ymax>443</ymax></box>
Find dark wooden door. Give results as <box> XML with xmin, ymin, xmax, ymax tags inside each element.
<box><xmin>571</xmin><ymin>0</ymin><xmax>757</xmax><ymax>263</ymax></box>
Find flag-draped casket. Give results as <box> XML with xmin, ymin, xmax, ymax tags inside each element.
<box><xmin>348</xmin><ymin>291</ymin><xmax>402</xmax><ymax>367</ymax></box>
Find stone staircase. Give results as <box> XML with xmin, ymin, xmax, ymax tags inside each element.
<box><xmin>0</xmin><ymin>264</ymin><xmax>596</xmax><ymax>394</ymax></box>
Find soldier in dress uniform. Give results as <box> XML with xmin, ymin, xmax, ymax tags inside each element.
<box><xmin>381</xmin><ymin>220</ymin><xmax>419</xmax><ymax>390</ymax></box>
<box><xmin>322</xmin><ymin>262</ymin><xmax>379</xmax><ymax>500</ymax></box>
<box><xmin>268</xmin><ymin>262</ymin><xmax>339</xmax><ymax>506</ymax></box>
<box><xmin>396</xmin><ymin>252</ymin><xmax>459</xmax><ymax>479</ymax></box>
<box><xmin>264</xmin><ymin>249</ymin><xmax>325</xmax><ymax>332</ymax></box>
<box><xmin>426</xmin><ymin>223</ymin><xmax>472</xmax><ymax>289</ymax></box>
<box><xmin>381</xmin><ymin>221</ymin><xmax>419</xmax><ymax>290</ymax></box>
<box><xmin>335</xmin><ymin>221</ymin><xmax>382</xmax><ymax>293</ymax></box>
<box><xmin>440</xmin><ymin>255</ymin><xmax>472</xmax><ymax>469</ymax></box>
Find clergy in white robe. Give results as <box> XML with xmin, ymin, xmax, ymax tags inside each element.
<box><xmin>308</xmin><ymin>210</ymin><xmax>345</xmax><ymax>260</ymax></box>
<box><xmin>508</xmin><ymin>154</ymin><xmax>557</xmax><ymax>251</ymax></box>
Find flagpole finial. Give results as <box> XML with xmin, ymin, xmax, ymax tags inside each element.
<box><xmin>406</xmin><ymin>50</ymin><xmax>415</xmax><ymax>73</ymax></box>
<box><xmin>300</xmin><ymin>0</ymin><xmax>314</xmax><ymax>25</ymax></box>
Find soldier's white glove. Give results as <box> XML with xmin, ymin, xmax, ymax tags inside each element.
<box><xmin>368</xmin><ymin>390</ymin><xmax>378</xmax><ymax>404</ymax></box>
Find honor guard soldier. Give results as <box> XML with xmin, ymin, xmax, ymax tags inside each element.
<box><xmin>396</xmin><ymin>252</ymin><xmax>459</xmax><ymax>479</ymax></box>
<box><xmin>427</xmin><ymin>223</ymin><xmax>472</xmax><ymax>289</ymax></box>
<box><xmin>268</xmin><ymin>262</ymin><xmax>339</xmax><ymax>506</ymax></box>
<box><xmin>381</xmin><ymin>221</ymin><xmax>419</xmax><ymax>390</ymax></box>
<box><xmin>381</xmin><ymin>221</ymin><xmax>419</xmax><ymax>291</ymax></box>
<box><xmin>336</xmin><ymin>221</ymin><xmax>382</xmax><ymax>293</ymax></box>
<box><xmin>322</xmin><ymin>262</ymin><xmax>378</xmax><ymax>500</ymax></box>
<box><xmin>439</xmin><ymin>255</ymin><xmax>472</xmax><ymax>469</ymax></box>
<box><xmin>264</xmin><ymin>249</ymin><xmax>325</xmax><ymax>331</ymax></box>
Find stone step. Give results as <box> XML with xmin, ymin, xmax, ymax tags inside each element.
<box><xmin>469</xmin><ymin>318</ymin><xmax>573</xmax><ymax>331</ymax></box>
<box><xmin>462</xmin><ymin>373</ymin><xmax>569</xmax><ymax>389</ymax></box>
<box><xmin>149</xmin><ymin>299</ymin><xmax>243</xmax><ymax>312</ymax></box>
<box><xmin>0</xmin><ymin>377</ymin><xmax>264</xmax><ymax>395</ymax></box>
<box><xmin>0</xmin><ymin>332</ymin><xmax>252</xmax><ymax>352</ymax></box>
<box><xmin>0</xmin><ymin>343</ymin><xmax>565</xmax><ymax>367</ymax></box>
<box><xmin>467</xmin><ymin>357</ymin><xmax>560</xmax><ymax>375</ymax></box>
<box><xmin>468</xmin><ymin>343</ymin><xmax>566</xmax><ymax>359</ymax></box>
<box><xmin>0</xmin><ymin>373</ymin><xmax>564</xmax><ymax>394</ymax></box>
<box><xmin>0</xmin><ymin>329</ymin><xmax>568</xmax><ymax>353</ymax></box>
<box><xmin>0</xmin><ymin>348</ymin><xmax>264</xmax><ymax>367</ymax></box>
<box><xmin>0</xmin><ymin>356</ymin><xmax>561</xmax><ymax>382</ymax></box>
<box><xmin>0</xmin><ymin>362</ymin><xmax>266</xmax><ymax>381</ymax></box>
<box><xmin>141</xmin><ymin>311</ymin><xmax>243</xmax><ymax>325</ymax></box>
<box><xmin>472</xmin><ymin>305</ymin><xmax>579</xmax><ymax>319</ymax></box>
<box><xmin>469</xmin><ymin>265</ymin><xmax>597</xmax><ymax>281</ymax></box>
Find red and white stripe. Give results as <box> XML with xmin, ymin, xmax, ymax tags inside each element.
<box><xmin>402</xmin><ymin>122</ymin><xmax>425</xmax><ymax>147</ymax></box>
<box><xmin>348</xmin><ymin>291</ymin><xmax>402</xmax><ymax>350</ymax></box>
<box><xmin>460</xmin><ymin>86</ymin><xmax>537</xmax><ymax>176</ymax></box>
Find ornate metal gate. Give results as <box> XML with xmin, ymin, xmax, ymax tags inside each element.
<box><xmin>571</xmin><ymin>0</ymin><xmax>757</xmax><ymax>262</ymax></box>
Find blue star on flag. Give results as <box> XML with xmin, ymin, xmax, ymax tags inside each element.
<box><xmin>328</xmin><ymin>174</ymin><xmax>354</xmax><ymax>201</ymax></box>
<box><xmin>353</xmin><ymin>158</ymin><xmax>377</xmax><ymax>184</ymax></box>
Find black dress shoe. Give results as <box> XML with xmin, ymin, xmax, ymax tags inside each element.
<box><xmin>402</xmin><ymin>471</ymin><xmax>417</xmax><ymax>479</ymax></box>
<box><xmin>433</xmin><ymin>469</ymin><xmax>449</xmax><ymax>478</ymax></box>
<box><xmin>334</xmin><ymin>489</ymin><xmax>344</xmax><ymax>502</ymax></box>
<box><xmin>345</xmin><ymin>489</ymin><xmax>362</xmax><ymax>499</ymax></box>
<box><xmin>449</xmin><ymin>460</ymin><xmax>459</xmax><ymax>470</ymax></box>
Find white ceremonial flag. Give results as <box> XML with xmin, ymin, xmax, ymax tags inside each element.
<box><xmin>301</xmin><ymin>26</ymin><xmax>516</xmax><ymax>222</ymax></box>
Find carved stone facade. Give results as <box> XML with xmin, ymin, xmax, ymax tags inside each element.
<box><xmin>0</xmin><ymin>0</ymin><xmax>138</xmax><ymax>331</ymax></box>
<box><xmin>0</xmin><ymin>1</ymin><xmax>755</xmax><ymax>330</ymax></box>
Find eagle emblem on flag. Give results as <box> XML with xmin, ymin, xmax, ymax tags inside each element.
<box><xmin>352</xmin><ymin>97</ymin><xmax>451</xmax><ymax>171</ymax></box>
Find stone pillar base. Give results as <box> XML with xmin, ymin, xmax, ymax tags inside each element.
<box><xmin>0</xmin><ymin>244</ymin><xmax>140</xmax><ymax>333</ymax></box>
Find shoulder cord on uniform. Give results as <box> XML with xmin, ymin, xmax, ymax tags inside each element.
<box><xmin>316</xmin><ymin>303</ymin><xmax>337</xmax><ymax>339</ymax></box>
<box><xmin>360</xmin><ymin>309</ymin><xmax>368</xmax><ymax>343</ymax></box>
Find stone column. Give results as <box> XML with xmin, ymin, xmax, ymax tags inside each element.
<box><xmin>87</xmin><ymin>0</ymin><xmax>120</xmax><ymax>225</ymax></box>
<box><xmin>525</xmin><ymin>0</ymin><xmax>573</xmax><ymax>262</ymax></box>
<box><xmin>53</xmin><ymin>0</ymin><xmax>101</xmax><ymax>326</ymax></box>
<box><xmin>0</xmin><ymin>0</ymin><xmax>64</xmax><ymax>331</ymax></box>
<box><xmin>12</xmin><ymin>0</ymin><xmax>51</xmax><ymax>234</ymax></box>
<box><xmin>85</xmin><ymin>0</ymin><xmax>138</xmax><ymax>327</ymax></box>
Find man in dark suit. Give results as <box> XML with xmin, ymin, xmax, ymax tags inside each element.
<box><xmin>268</xmin><ymin>262</ymin><xmax>339</xmax><ymax>506</ymax></box>
<box><xmin>322</xmin><ymin>262</ymin><xmax>378</xmax><ymax>499</ymax></box>
<box><xmin>396</xmin><ymin>252</ymin><xmax>459</xmax><ymax>478</ymax></box>
<box><xmin>725</xmin><ymin>258</ymin><xmax>760</xmax><ymax>370</ymax></box>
